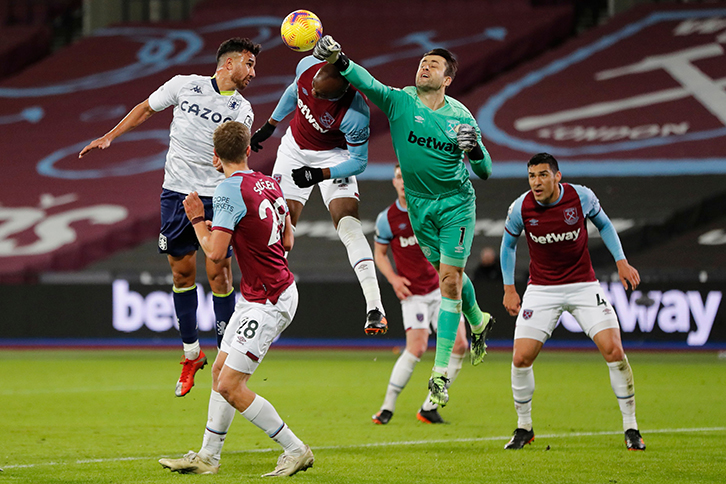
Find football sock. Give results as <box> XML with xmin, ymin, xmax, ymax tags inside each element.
<box><xmin>382</xmin><ymin>350</ymin><xmax>419</xmax><ymax>412</ymax></box>
<box><xmin>199</xmin><ymin>390</ymin><xmax>236</xmax><ymax>465</ymax></box>
<box><xmin>337</xmin><ymin>216</ymin><xmax>384</xmax><ymax>313</ymax></box>
<box><xmin>173</xmin><ymin>285</ymin><xmax>199</xmax><ymax>347</ymax></box>
<box><xmin>182</xmin><ymin>341</ymin><xmax>200</xmax><ymax>361</ymax></box>
<box><xmin>241</xmin><ymin>395</ymin><xmax>305</xmax><ymax>455</ymax></box>
<box><xmin>433</xmin><ymin>297</ymin><xmax>461</xmax><ymax>370</ymax></box>
<box><xmin>607</xmin><ymin>357</ymin><xmax>638</xmax><ymax>431</ymax></box>
<box><xmin>461</xmin><ymin>273</ymin><xmax>486</xmax><ymax>332</ymax></box>
<box><xmin>212</xmin><ymin>289</ymin><xmax>236</xmax><ymax>348</ymax></box>
<box><xmin>512</xmin><ymin>363</ymin><xmax>535</xmax><ymax>431</ymax></box>
<box><xmin>422</xmin><ymin>351</ymin><xmax>465</xmax><ymax>411</ymax></box>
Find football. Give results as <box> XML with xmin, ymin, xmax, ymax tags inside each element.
<box><xmin>280</xmin><ymin>10</ymin><xmax>323</xmax><ymax>52</ymax></box>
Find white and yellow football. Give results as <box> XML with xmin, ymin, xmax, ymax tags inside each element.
<box><xmin>280</xmin><ymin>10</ymin><xmax>323</xmax><ymax>52</ymax></box>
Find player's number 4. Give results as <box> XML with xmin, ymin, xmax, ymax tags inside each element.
<box><xmin>258</xmin><ymin>197</ymin><xmax>286</xmax><ymax>246</ymax></box>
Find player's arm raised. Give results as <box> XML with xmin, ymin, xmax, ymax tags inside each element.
<box><xmin>182</xmin><ymin>191</ymin><xmax>232</xmax><ymax>263</ymax></box>
<box><xmin>250</xmin><ymin>82</ymin><xmax>297</xmax><ymax>152</ymax></box>
<box><xmin>78</xmin><ymin>99</ymin><xmax>155</xmax><ymax>158</ymax></box>
<box><xmin>313</xmin><ymin>35</ymin><xmax>398</xmax><ymax>117</ymax></box>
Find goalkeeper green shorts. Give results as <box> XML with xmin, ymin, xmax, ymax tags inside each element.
<box><xmin>406</xmin><ymin>184</ymin><xmax>476</xmax><ymax>269</ymax></box>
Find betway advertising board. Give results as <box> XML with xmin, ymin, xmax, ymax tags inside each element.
<box><xmin>0</xmin><ymin>280</ymin><xmax>723</xmax><ymax>348</ymax></box>
<box><xmin>468</xmin><ymin>4</ymin><xmax>726</xmax><ymax>177</ymax></box>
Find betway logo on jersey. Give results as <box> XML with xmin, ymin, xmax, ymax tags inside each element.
<box><xmin>529</xmin><ymin>228</ymin><xmax>580</xmax><ymax>244</ymax></box>
<box><xmin>399</xmin><ymin>235</ymin><xmax>419</xmax><ymax>247</ymax></box>
<box><xmin>180</xmin><ymin>101</ymin><xmax>233</xmax><ymax>124</ymax></box>
<box><xmin>297</xmin><ymin>99</ymin><xmax>329</xmax><ymax>133</ymax></box>
<box><xmin>407</xmin><ymin>131</ymin><xmax>456</xmax><ymax>152</ymax></box>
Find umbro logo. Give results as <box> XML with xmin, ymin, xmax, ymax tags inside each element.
<box><xmin>191</xmin><ymin>86</ymin><xmax>202</xmax><ymax>94</ymax></box>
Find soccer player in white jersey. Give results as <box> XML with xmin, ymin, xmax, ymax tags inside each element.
<box><xmin>79</xmin><ymin>38</ymin><xmax>260</xmax><ymax>397</ymax></box>
<box><xmin>371</xmin><ymin>165</ymin><xmax>469</xmax><ymax>425</ymax></box>
<box><xmin>249</xmin><ymin>56</ymin><xmax>387</xmax><ymax>335</ymax></box>
<box><xmin>500</xmin><ymin>152</ymin><xmax>645</xmax><ymax>451</ymax></box>
<box><xmin>160</xmin><ymin>121</ymin><xmax>313</xmax><ymax>477</ymax></box>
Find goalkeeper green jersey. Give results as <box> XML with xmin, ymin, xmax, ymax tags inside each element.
<box><xmin>341</xmin><ymin>61</ymin><xmax>492</xmax><ymax>198</ymax></box>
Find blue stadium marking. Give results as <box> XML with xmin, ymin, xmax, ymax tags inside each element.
<box><xmin>36</xmin><ymin>130</ymin><xmax>168</xmax><ymax>179</ymax></box>
<box><xmin>476</xmin><ymin>9</ymin><xmax>726</xmax><ymax>157</ymax></box>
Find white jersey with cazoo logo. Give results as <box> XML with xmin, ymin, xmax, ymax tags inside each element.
<box><xmin>149</xmin><ymin>74</ymin><xmax>254</xmax><ymax>197</ymax></box>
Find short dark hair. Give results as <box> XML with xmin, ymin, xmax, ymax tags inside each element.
<box><xmin>216</xmin><ymin>38</ymin><xmax>261</xmax><ymax>65</ymax></box>
<box><xmin>422</xmin><ymin>48</ymin><xmax>458</xmax><ymax>79</ymax></box>
<box><xmin>214</xmin><ymin>121</ymin><xmax>250</xmax><ymax>163</ymax></box>
<box><xmin>527</xmin><ymin>152</ymin><xmax>559</xmax><ymax>173</ymax></box>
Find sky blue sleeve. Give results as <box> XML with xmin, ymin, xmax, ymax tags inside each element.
<box><xmin>504</xmin><ymin>195</ymin><xmax>526</xmax><ymax>237</ymax></box>
<box><xmin>329</xmin><ymin>92</ymin><xmax>370</xmax><ymax>179</ymax></box>
<box><xmin>270</xmin><ymin>82</ymin><xmax>297</xmax><ymax>122</ymax></box>
<box><xmin>574</xmin><ymin>184</ymin><xmax>626</xmax><ymax>261</ymax></box>
<box><xmin>211</xmin><ymin>177</ymin><xmax>247</xmax><ymax>231</ymax></box>
<box><xmin>501</xmin><ymin>195</ymin><xmax>525</xmax><ymax>285</ymax></box>
<box><xmin>374</xmin><ymin>208</ymin><xmax>393</xmax><ymax>245</ymax></box>
<box><xmin>590</xmin><ymin>209</ymin><xmax>626</xmax><ymax>262</ymax></box>
<box><xmin>500</xmin><ymin>232</ymin><xmax>519</xmax><ymax>286</ymax></box>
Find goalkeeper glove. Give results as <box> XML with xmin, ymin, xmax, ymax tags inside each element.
<box><xmin>456</xmin><ymin>123</ymin><xmax>478</xmax><ymax>152</ymax></box>
<box><xmin>313</xmin><ymin>35</ymin><xmax>341</xmax><ymax>63</ymax></box>
<box><xmin>292</xmin><ymin>166</ymin><xmax>324</xmax><ymax>188</ymax></box>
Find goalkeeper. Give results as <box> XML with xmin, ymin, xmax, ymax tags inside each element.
<box><xmin>314</xmin><ymin>37</ymin><xmax>495</xmax><ymax>406</ymax></box>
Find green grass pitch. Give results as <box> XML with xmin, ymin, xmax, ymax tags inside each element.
<box><xmin>1</xmin><ymin>348</ymin><xmax>725</xmax><ymax>483</ymax></box>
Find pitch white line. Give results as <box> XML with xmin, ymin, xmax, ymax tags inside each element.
<box><xmin>3</xmin><ymin>427</ymin><xmax>725</xmax><ymax>470</ymax></box>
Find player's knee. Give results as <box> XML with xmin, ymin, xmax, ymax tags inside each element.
<box><xmin>208</xmin><ymin>271</ymin><xmax>232</xmax><ymax>294</ymax></box>
<box><xmin>453</xmin><ymin>339</ymin><xmax>468</xmax><ymax>355</ymax></box>
<box><xmin>439</xmin><ymin>274</ymin><xmax>462</xmax><ymax>299</ymax></box>
<box><xmin>211</xmin><ymin>360</ymin><xmax>224</xmax><ymax>385</ymax></box>
<box><xmin>336</xmin><ymin>216</ymin><xmax>363</xmax><ymax>245</ymax></box>
<box><xmin>216</xmin><ymin>376</ymin><xmax>236</xmax><ymax>402</ymax></box>
<box><xmin>512</xmin><ymin>352</ymin><xmax>535</xmax><ymax>368</ymax></box>
<box><xmin>407</xmin><ymin>343</ymin><xmax>427</xmax><ymax>359</ymax></box>
<box><xmin>602</xmin><ymin>346</ymin><xmax>625</xmax><ymax>363</ymax></box>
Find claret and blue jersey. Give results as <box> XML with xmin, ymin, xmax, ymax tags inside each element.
<box><xmin>271</xmin><ymin>56</ymin><xmax>370</xmax><ymax>180</ymax></box>
<box><xmin>211</xmin><ymin>170</ymin><xmax>294</xmax><ymax>304</ymax></box>
<box><xmin>501</xmin><ymin>183</ymin><xmax>626</xmax><ymax>286</ymax></box>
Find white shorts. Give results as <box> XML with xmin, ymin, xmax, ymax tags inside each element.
<box><xmin>515</xmin><ymin>281</ymin><xmax>619</xmax><ymax>343</ymax></box>
<box><xmin>400</xmin><ymin>288</ymin><xmax>441</xmax><ymax>333</ymax></box>
<box><xmin>221</xmin><ymin>282</ymin><xmax>298</xmax><ymax>375</ymax></box>
<box><xmin>272</xmin><ymin>128</ymin><xmax>359</xmax><ymax>209</ymax></box>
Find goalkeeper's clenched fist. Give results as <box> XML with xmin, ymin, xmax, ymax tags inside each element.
<box><xmin>313</xmin><ymin>35</ymin><xmax>341</xmax><ymax>63</ymax></box>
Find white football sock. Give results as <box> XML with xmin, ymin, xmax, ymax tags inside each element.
<box><xmin>241</xmin><ymin>394</ymin><xmax>305</xmax><ymax>455</ymax></box>
<box><xmin>421</xmin><ymin>352</ymin><xmax>465</xmax><ymax>411</ymax></box>
<box><xmin>183</xmin><ymin>341</ymin><xmax>200</xmax><ymax>360</ymax></box>
<box><xmin>382</xmin><ymin>350</ymin><xmax>419</xmax><ymax>412</ymax></box>
<box><xmin>512</xmin><ymin>363</ymin><xmax>535</xmax><ymax>431</ymax></box>
<box><xmin>607</xmin><ymin>357</ymin><xmax>638</xmax><ymax>431</ymax></box>
<box><xmin>198</xmin><ymin>390</ymin><xmax>236</xmax><ymax>465</ymax></box>
<box><xmin>337</xmin><ymin>216</ymin><xmax>383</xmax><ymax>313</ymax></box>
